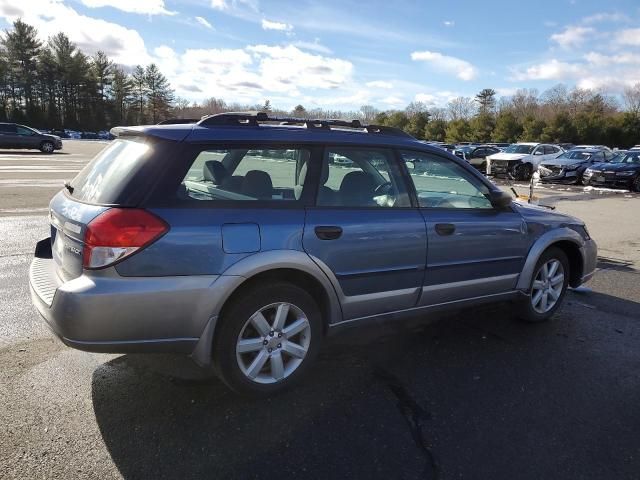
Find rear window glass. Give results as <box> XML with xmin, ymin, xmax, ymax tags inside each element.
<box><xmin>69</xmin><ymin>139</ymin><xmax>150</xmax><ymax>204</ymax></box>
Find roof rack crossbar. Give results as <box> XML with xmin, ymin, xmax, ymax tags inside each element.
<box><xmin>197</xmin><ymin>112</ymin><xmax>413</xmax><ymax>138</ymax></box>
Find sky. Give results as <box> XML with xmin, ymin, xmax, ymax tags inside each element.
<box><xmin>0</xmin><ymin>0</ymin><xmax>639</xmax><ymax>111</ymax></box>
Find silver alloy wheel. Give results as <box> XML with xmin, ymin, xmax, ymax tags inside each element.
<box><xmin>236</xmin><ymin>302</ymin><xmax>311</xmax><ymax>384</ymax></box>
<box><xmin>531</xmin><ymin>259</ymin><xmax>565</xmax><ymax>313</ymax></box>
<box><xmin>41</xmin><ymin>142</ymin><xmax>54</xmax><ymax>153</ymax></box>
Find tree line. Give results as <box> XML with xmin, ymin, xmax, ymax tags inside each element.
<box><xmin>373</xmin><ymin>86</ymin><xmax>640</xmax><ymax>149</ymax></box>
<box><xmin>175</xmin><ymin>85</ymin><xmax>640</xmax><ymax>149</ymax></box>
<box><xmin>0</xmin><ymin>19</ymin><xmax>174</xmax><ymax>131</ymax></box>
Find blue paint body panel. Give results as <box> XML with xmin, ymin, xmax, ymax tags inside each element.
<box><xmin>115</xmin><ymin>208</ymin><xmax>306</xmax><ymax>276</ymax></box>
<box><xmin>222</xmin><ymin>223</ymin><xmax>261</xmax><ymax>253</ymax></box>
<box><xmin>303</xmin><ymin>208</ymin><xmax>427</xmax><ymax>299</ymax></box>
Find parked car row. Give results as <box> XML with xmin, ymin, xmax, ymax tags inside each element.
<box><xmin>431</xmin><ymin>140</ymin><xmax>638</xmax><ymax>191</ymax></box>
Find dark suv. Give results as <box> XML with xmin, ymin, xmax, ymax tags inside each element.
<box><xmin>0</xmin><ymin>122</ymin><xmax>62</xmax><ymax>153</ymax></box>
<box><xmin>29</xmin><ymin>112</ymin><xmax>597</xmax><ymax>395</ymax></box>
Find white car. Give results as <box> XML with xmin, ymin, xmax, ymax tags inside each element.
<box><xmin>487</xmin><ymin>143</ymin><xmax>564</xmax><ymax>180</ymax></box>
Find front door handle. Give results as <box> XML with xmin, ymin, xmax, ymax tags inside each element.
<box><xmin>315</xmin><ymin>226</ymin><xmax>343</xmax><ymax>240</ymax></box>
<box><xmin>435</xmin><ymin>223</ymin><xmax>456</xmax><ymax>236</ymax></box>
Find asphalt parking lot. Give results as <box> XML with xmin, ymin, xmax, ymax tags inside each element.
<box><xmin>1</xmin><ymin>141</ymin><xmax>639</xmax><ymax>479</ymax></box>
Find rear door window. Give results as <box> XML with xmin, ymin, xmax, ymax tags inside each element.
<box><xmin>179</xmin><ymin>147</ymin><xmax>311</xmax><ymax>202</ymax></box>
<box><xmin>69</xmin><ymin>139</ymin><xmax>152</xmax><ymax>204</ymax></box>
<box><xmin>0</xmin><ymin>124</ymin><xmax>16</xmax><ymax>134</ymax></box>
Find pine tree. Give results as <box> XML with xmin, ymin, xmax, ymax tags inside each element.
<box><xmin>110</xmin><ymin>66</ymin><xmax>133</xmax><ymax>125</ymax></box>
<box><xmin>1</xmin><ymin>20</ymin><xmax>41</xmax><ymax>119</ymax></box>
<box><xmin>145</xmin><ymin>63</ymin><xmax>173</xmax><ymax>123</ymax></box>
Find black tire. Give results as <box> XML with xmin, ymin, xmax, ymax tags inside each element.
<box><xmin>632</xmin><ymin>175</ymin><xmax>640</xmax><ymax>193</ymax></box>
<box><xmin>40</xmin><ymin>141</ymin><xmax>54</xmax><ymax>153</ymax></box>
<box><xmin>213</xmin><ymin>282</ymin><xmax>323</xmax><ymax>396</ymax></box>
<box><xmin>516</xmin><ymin>246</ymin><xmax>570</xmax><ymax>323</ymax></box>
<box><xmin>515</xmin><ymin>163</ymin><xmax>533</xmax><ymax>181</ymax></box>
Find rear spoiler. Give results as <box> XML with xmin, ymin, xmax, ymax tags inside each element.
<box><xmin>110</xmin><ymin>125</ymin><xmax>193</xmax><ymax>142</ymax></box>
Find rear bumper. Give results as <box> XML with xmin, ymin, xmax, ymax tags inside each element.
<box><xmin>29</xmin><ymin>255</ymin><xmax>221</xmax><ymax>354</ymax></box>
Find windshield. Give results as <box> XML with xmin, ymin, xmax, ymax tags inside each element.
<box><xmin>558</xmin><ymin>151</ymin><xmax>592</xmax><ymax>160</ymax></box>
<box><xmin>457</xmin><ymin>146</ymin><xmax>473</xmax><ymax>154</ymax></box>
<box><xmin>504</xmin><ymin>144</ymin><xmax>535</xmax><ymax>154</ymax></box>
<box><xmin>611</xmin><ymin>152</ymin><xmax>640</xmax><ymax>164</ymax></box>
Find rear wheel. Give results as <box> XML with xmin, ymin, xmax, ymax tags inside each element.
<box><xmin>632</xmin><ymin>175</ymin><xmax>640</xmax><ymax>193</ymax></box>
<box><xmin>40</xmin><ymin>141</ymin><xmax>54</xmax><ymax>153</ymax></box>
<box><xmin>517</xmin><ymin>247</ymin><xmax>569</xmax><ymax>323</ymax></box>
<box><xmin>214</xmin><ymin>282</ymin><xmax>322</xmax><ymax>396</ymax></box>
<box><xmin>514</xmin><ymin>163</ymin><xmax>533</xmax><ymax>181</ymax></box>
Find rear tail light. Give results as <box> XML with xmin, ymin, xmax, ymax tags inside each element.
<box><xmin>83</xmin><ymin>208</ymin><xmax>168</xmax><ymax>269</ymax></box>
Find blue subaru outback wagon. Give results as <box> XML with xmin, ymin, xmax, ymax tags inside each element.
<box><xmin>29</xmin><ymin>112</ymin><xmax>597</xmax><ymax>395</ymax></box>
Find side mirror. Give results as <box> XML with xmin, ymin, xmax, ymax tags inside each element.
<box><xmin>488</xmin><ymin>190</ymin><xmax>513</xmax><ymax>209</ymax></box>
<box><xmin>534</xmin><ymin>150</ymin><xmax>543</xmax><ymax>155</ymax></box>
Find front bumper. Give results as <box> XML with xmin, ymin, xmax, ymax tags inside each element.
<box><xmin>583</xmin><ymin>170</ymin><xmax>636</xmax><ymax>189</ymax></box>
<box><xmin>579</xmin><ymin>238</ymin><xmax>598</xmax><ymax>286</ymax></box>
<box><xmin>29</xmin><ymin>253</ymin><xmax>221</xmax><ymax>354</ymax></box>
<box><xmin>490</xmin><ymin>160</ymin><xmax>519</xmax><ymax>176</ymax></box>
<box><xmin>540</xmin><ymin>169</ymin><xmax>579</xmax><ymax>183</ymax></box>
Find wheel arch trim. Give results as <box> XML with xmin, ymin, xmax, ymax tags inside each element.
<box><xmin>516</xmin><ymin>227</ymin><xmax>585</xmax><ymax>291</ymax></box>
<box><xmin>190</xmin><ymin>249</ymin><xmax>343</xmax><ymax>367</ymax></box>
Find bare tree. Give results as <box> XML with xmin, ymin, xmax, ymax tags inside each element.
<box><xmin>359</xmin><ymin>105</ymin><xmax>379</xmax><ymax>122</ymax></box>
<box><xmin>623</xmin><ymin>83</ymin><xmax>640</xmax><ymax>117</ymax></box>
<box><xmin>404</xmin><ymin>101</ymin><xmax>429</xmax><ymax>117</ymax></box>
<box><xmin>446</xmin><ymin>96</ymin><xmax>476</xmax><ymax>121</ymax></box>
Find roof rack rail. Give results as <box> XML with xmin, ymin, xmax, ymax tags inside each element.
<box><xmin>197</xmin><ymin>112</ymin><xmax>413</xmax><ymax>138</ymax></box>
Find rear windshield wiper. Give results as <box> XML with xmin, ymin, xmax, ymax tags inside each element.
<box><xmin>64</xmin><ymin>181</ymin><xmax>74</xmax><ymax>194</ymax></box>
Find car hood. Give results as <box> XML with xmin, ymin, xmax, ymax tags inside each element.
<box><xmin>43</xmin><ymin>133</ymin><xmax>62</xmax><ymax>141</ymax></box>
<box><xmin>513</xmin><ymin>201</ymin><xmax>583</xmax><ymax>226</ymax></box>
<box><xmin>541</xmin><ymin>158</ymin><xmax>586</xmax><ymax>167</ymax></box>
<box><xmin>588</xmin><ymin>162</ymin><xmax>640</xmax><ymax>172</ymax></box>
<box><xmin>488</xmin><ymin>153</ymin><xmax>529</xmax><ymax>161</ymax></box>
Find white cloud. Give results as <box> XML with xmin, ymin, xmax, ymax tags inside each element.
<box><xmin>211</xmin><ymin>0</ymin><xmax>259</xmax><ymax>13</ymax></box>
<box><xmin>211</xmin><ymin>0</ymin><xmax>228</xmax><ymax>9</ymax></box>
<box><xmin>80</xmin><ymin>0</ymin><xmax>175</xmax><ymax>15</ymax></box>
<box><xmin>0</xmin><ymin>0</ymin><xmax>150</xmax><ymax>65</ymax></box>
<box><xmin>261</xmin><ymin>19</ymin><xmax>293</xmax><ymax>31</ymax></box>
<box><xmin>615</xmin><ymin>28</ymin><xmax>640</xmax><ymax>46</ymax></box>
<box><xmin>582</xmin><ymin>12</ymin><xmax>627</xmax><ymax>24</ymax></box>
<box><xmin>154</xmin><ymin>44</ymin><xmax>353</xmax><ymax>103</ymax></box>
<box><xmin>366</xmin><ymin>80</ymin><xmax>393</xmax><ymax>89</ymax></box>
<box><xmin>195</xmin><ymin>16</ymin><xmax>213</xmax><ymax>29</ymax></box>
<box><xmin>292</xmin><ymin>40</ymin><xmax>332</xmax><ymax>54</ymax></box>
<box><xmin>411</xmin><ymin>50</ymin><xmax>477</xmax><ymax>81</ymax></box>
<box><xmin>550</xmin><ymin>26</ymin><xmax>594</xmax><ymax>49</ymax></box>
<box><xmin>443</xmin><ymin>20</ymin><xmax>454</xmax><ymax>27</ymax></box>
<box><xmin>380</xmin><ymin>96</ymin><xmax>404</xmax><ymax>107</ymax></box>
<box><xmin>414</xmin><ymin>91</ymin><xmax>457</xmax><ymax>106</ymax></box>
<box><xmin>510</xmin><ymin>59</ymin><xmax>585</xmax><ymax>81</ymax></box>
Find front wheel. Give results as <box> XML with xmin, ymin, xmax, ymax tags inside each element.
<box><xmin>214</xmin><ymin>282</ymin><xmax>322</xmax><ymax>396</ymax></box>
<box><xmin>40</xmin><ymin>141</ymin><xmax>54</xmax><ymax>153</ymax></box>
<box><xmin>632</xmin><ymin>175</ymin><xmax>640</xmax><ymax>193</ymax></box>
<box><xmin>514</xmin><ymin>163</ymin><xmax>533</xmax><ymax>181</ymax></box>
<box><xmin>517</xmin><ymin>247</ymin><xmax>569</xmax><ymax>323</ymax></box>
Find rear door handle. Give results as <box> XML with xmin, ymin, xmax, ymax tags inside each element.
<box><xmin>315</xmin><ymin>226</ymin><xmax>343</xmax><ymax>240</ymax></box>
<box><xmin>435</xmin><ymin>223</ymin><xmax>456</xmax><ymax>236</ymax></box>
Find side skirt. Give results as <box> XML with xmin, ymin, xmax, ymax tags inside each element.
<box><xmin>327</xmin><ymin>290</ymin><xmax>527</xmax><ymax>334</ymax></box>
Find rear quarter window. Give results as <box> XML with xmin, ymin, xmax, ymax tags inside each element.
<box><xmin>69</xmin><ymin>139</ymin><xmax>152</xmax><ymax>204</ymax></box>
